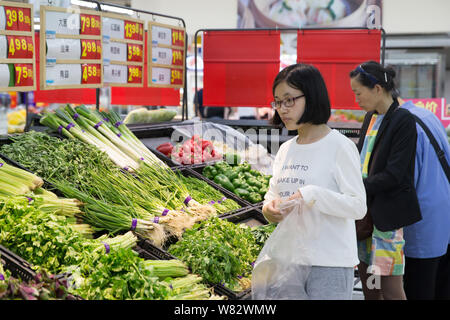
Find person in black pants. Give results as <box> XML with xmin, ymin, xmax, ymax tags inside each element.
<box><xmin>399</xmin><ymin>98</ymin><xmax>450</xmax><ymax>300</ymax></box>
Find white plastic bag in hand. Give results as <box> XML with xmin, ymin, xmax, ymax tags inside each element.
<box><xmin>252</xmin><ymin>198</ymin><xmax>316</xmax><ymax>300</ymax></box>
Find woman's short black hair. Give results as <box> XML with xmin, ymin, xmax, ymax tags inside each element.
<box><xmin>271</xmin><ymin>63</ymin><xmax>331</xmax><ymax>126</ymax></box>
<box><xmin>349</xmin><ymin>60</ymin><xmax>398</xmax><ymax>97</ymax></box>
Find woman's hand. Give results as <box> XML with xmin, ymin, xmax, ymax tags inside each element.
<box><xmin>262</xmin><ymin>198</ymin><xmax>283</xmax><ymax>223</ymax></box>
<box><xmin>288</xmin><ymin>190</ymin><xmax>303</xmax><ymax>201</ymax></box>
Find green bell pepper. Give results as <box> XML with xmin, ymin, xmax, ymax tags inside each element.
<box><xmin>232</xmin><ymin>178</ymin><xmax>245</xmax><ymax>189</ymax></box>
<box><xmin>234</xmin><ymin>188</ymin><xmax>250</xmax><ymax>199</ymax></box>
<box><xmin>240</xmin><ymin>162</ymin><xmax>251</xmax><ymax>172</ymax></box>
<box><xmin>247</xmin><ymin>177</ymin><xmax>262</xmax><ymax>189</ymax></box>
<box><xmin>247</xmin><ymin>192</ymin><xmax>262</xmax><ymax>203</ymax></box>
<box><xmin>223</xmin><ymin>168</ymin><xmax>239</xmax><ymax>181</ymax></box>
<box><xmin>214</xmin><ymin>174</ymin><xmax>235</xmax><ymax>192</ymax></box>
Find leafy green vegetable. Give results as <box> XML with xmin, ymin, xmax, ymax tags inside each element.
<box><xmin>168</xmin><ymin>217</ymin><xmax>260</xmax><ymax>288</ymax></box>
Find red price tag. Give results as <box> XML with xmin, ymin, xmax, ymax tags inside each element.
<box><xmin>5</xmin><ymin>7</ymin><xmax>32</xmax><ymax>31</ymax></box>
<box><xmin>81</xmin><ymin>39</ymin><xmax>102</xmax><ymax>60</ymax></box>
<box><xmin>14</xmin><ymin>64</ymin><xmax>33</xmax><ymax>87</ymax></box>
<box><xmin>124</xmin><ymin>20</ymin><xmax>144</xmax><ymax>41</ymax></box>
<box><xmin>127</xmin><ymin>65</ymin><xmax>142</xmax><ymax>84</ymax></box>
<box><xmin>170</xmin><ymin>68</ymin><xmax>183</xmax><ymax>86</ymax></box>
<box><xmin>127</xmin><ymin>43</ymin><xmax>143</xmax><ymax>62</ymax></box>
<box><xmin>172</xmin><ymin>49</ymin><xmax>184</xmax><ymax>66</ymax></box>
<box><xmin>171</xmin><ymin>29</ymin><xmax>185</xmax><ymax>47</ymax></box>
<box><xmin>7</xmin><ymin>36</ymin><xmax>33</xmax><ymax>59</ymax></box>
<box><xmin>81</xmin><ymin>64</ymin><xmax>101</xmax><ymax>84</ymax></box>
<box><xmin>80</xmin><ymin>14</ymin><xmax>101</xmax><ymax>36</ymax></box>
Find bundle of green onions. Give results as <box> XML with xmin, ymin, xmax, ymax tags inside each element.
<box><xmin>0</xmin><ymin>160</ymin><xmax>43</xmax><ymax>196</ymax></box>
<box><xmin>40</xmin><ymin>105</ymin><xmax>165</xmax><ymax>172</ymax></box>
<box><xmin>53</xmin><ymin>181</ymin><xmax>167</xmax><ymax>247</ymax></box>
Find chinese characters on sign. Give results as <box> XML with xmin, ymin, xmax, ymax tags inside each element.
<box><xmin>406</xmin><ymin>98</ymin><xmax>450</xmax><ymax>128</ymax></box>
<box><xmin>102</xmin><ymin>13</ymin><xmax>145</xmax><ymax>86</ymax></box>
<box><xmin>148</xmin><ymin>21</ymin><xmax>185</xmax><ymax>88</ymax></box>
<box><xmin>41</xmin><ymin>6</ymin><xmax>103</xmax><ymax>89</ymax></box>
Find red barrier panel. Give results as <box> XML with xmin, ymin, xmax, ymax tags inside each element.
<box><xmin>203</xmin><ymin>30</ymin><xmax>280</xmax><ymax>107</ymax></box>
<box><xmin>297</xmin><ymin>29</ymin><xmax>381</xmax><ymax>110</ymax></box>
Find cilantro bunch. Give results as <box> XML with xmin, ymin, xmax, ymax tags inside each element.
<box><xmin>168</xmin><ymin>217</ymin><xmax>260</xmax><ymax>288</ymax></box>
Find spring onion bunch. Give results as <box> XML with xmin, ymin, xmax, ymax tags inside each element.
<box><xmin>40</xmin><ymin>107</ymin><xmax>140</xmax><ymax>171</ymax></box>
<box><xmin>52</xmin><ymin>181</ymin><xmax>166</xmax><ymax>247</ymax></box>
<box><xmin>99</xmin><ymin>109</ymin><xmax>166</xmax><ymax>166</ymax></box>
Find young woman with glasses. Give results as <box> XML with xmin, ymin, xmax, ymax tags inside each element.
<box><xmin>349</xmin><ymin>61</ymin><xmax>422</xmax><ymax>300</ymax></box>
<box><xmin>262</xmin><ymin>63</ymin><xmax>367</xmax><ymax>300</ymax></box>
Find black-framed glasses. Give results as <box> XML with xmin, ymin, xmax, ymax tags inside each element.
<box><xmin>271</xmin><ymin>95</ymin><xmax>305</xmax><ymax>110</ymax></box>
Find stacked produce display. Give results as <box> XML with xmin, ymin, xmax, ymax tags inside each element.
<box><xmin>201</xmin><ymin>161</ymin><xmax>271</xmax><ymax>204</ymax></box>
<box><xmin>0</xmin><ymin>105</ymin><xmax>277</xmax><ymax>300</ymax></box>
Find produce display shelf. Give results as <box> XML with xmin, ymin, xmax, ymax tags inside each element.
<box><xmin>175</xmin><ymin>167</ymin><xmax>253</xmax><ymax>212</ymax></box>
<box><xmin>188</xmin><ymin>163</ymin><xmax>261</xmax><ymax>208</ymax></box>
<box><xmin>137</xmin><ymin>208</ymin><xmax>266</xmax><ymax>300</ymax></box>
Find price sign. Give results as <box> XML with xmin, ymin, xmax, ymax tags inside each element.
<box><xmin>7</xmin><ymin>35</ymin><xmax>33</xmax><ymax>59</ymax></box>
<box><xmin>45</xmin><ymin>11</ymin><xmax>79</xmax><ymax>35</ymax></box>
<box><xmin>4</xmin><ymin>6</ymin><xmax>32</xmax><ymax>32</ymax></box>
<box><xmin>172</xmin><ymin>49</ymin><xmax>183</xmax><ymax>66</ymax></box>
<box><xmin>127</xmin><ymin>43</ymin><xmax>143</xmax><ymax>62</ymax></box>
<box><xmin>127</xmin><ymin>65</ymin><xmax>142</xmax><ymax>84</ymax></box>
<box><xmin>152</xmin><ymin>26</ymin><xmax>171</xmax><ymax>46</ymax></box>
<box><xmin>170</xmin><ymin>68</ymin><xmax>183</xmax><ymax>86</ymax></box>
<box><xmin>152</xmin><ymin>47</ymin><xmax>171</xmax><ymax>65</ymax></box>
<box><xmin>151</xmin><ymin>67</ymin><xmax>170</xmax><ymax>85</ymax></box>
<box><xmin>0</xmin><ymin>36</ymin><xmax>7</xmax><ymax>58</ymax></box>
<box><xmin>46</xmin><ymin>38</ymin><xmax>80</xmax><ymax>60</ymax></box>
<box><xmin>124</xmin><ymin>20</ymin><xmax>143</xmax><ymax>41</ymax></box>
<box><xmin>81</xmin><ymin>63</ymin><xmax>101</xmax><ymax>84</ymax></box>
<box><xmin>171</xmin><ymin>29</ymin><xmax>185</xmax><ymax>47</ymax></box>
<box><xmin>14</xmin><ymin>63</ymin><xmax>33</xmax><ymax>86</ymax></box>
<box><xmin>81</xmin><ymin>39</ymin><xmax>101</xmax><ymax>60</ymax></box>
<box><xmin>104</xmin><ymin>64</ymin><xmax>127</xmax><ymax>84</ymax></box>
<box><xmin>80</xmin><ymin>14</ymin><xmax>101</xmax><ymax>36</ymax></box>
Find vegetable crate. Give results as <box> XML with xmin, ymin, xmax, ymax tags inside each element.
<box><xmin>174</xmin><ymin>167</ymin><xmax>253</xmax><ymax>213</ymax></box>
<box><xmin>0</xmin><ymin>245</ymin><xmax>36</xmax><ymax>282</ymax></box>
<box><xmin>136</xmin><ymin>208</ymin><xmax>268</xmax><ymax>300</ymax></box>
<box><xmin>188</xmin><ymin>163</ymin><xmax>267</xmax><ymax>208</ymax></box>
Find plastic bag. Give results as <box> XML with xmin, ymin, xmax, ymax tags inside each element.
<box><xmin>252</xmin><ymin>198</ymin><xmax>317</xmax><ymax>300</ymax></box>
<box><xmin>171</xmin><ymin>120</ymin><xmax>275</xmax><ymax>174</ymax></box>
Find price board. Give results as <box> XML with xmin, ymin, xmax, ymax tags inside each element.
<box><xmin>102</xmin><ymin>12</ymin><xmax>144</xmax><ymax>87</ymax></box>
<box><xmin>148</xmin><ymin>21</ymin><xmax>185</xmax><ymax>89</ymax></box>
<box><xmin>0</xmin><ymin>1</ymin><xmax>36</xmax><ymax>91</ymax></box>
<box><xmin>40</xmin><ymin>5</ymin><xmax>103</xmax><ymax>90</ymax></box>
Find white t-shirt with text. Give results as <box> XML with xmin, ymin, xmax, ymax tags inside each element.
<box><xmin>264</xmin><ymin>129</ymin><xmax>367</xmax><ymax>268</ymax></box>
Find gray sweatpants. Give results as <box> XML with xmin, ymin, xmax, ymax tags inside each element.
<box><xmin>301</xmin><ymin>266</ymin><xmax>354</xmax><ymax>300</ymax></box>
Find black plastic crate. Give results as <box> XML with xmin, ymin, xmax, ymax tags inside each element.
<box><xmin>221</xmin><ymin>207</ymin><xmax>267</xmax><ymax>227</ymax></box>
<box><xmin>0</xmin><ymin>245</ymin><xmax>36</xmax><ymax>282</ymax></box>
<box><xmin>137</xmin><ymin>208</ymin><xmax>268</xmax><ymax>300</ymax></box>
<box><xmin>173</xmin><ymin>167</ymin><xmax>251</xmax><ymax>215</ymax></box>
<box><xmin>188</xmin><ymin>163</ymin><xmax>266</xmax><ymax>208</ymax></box>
